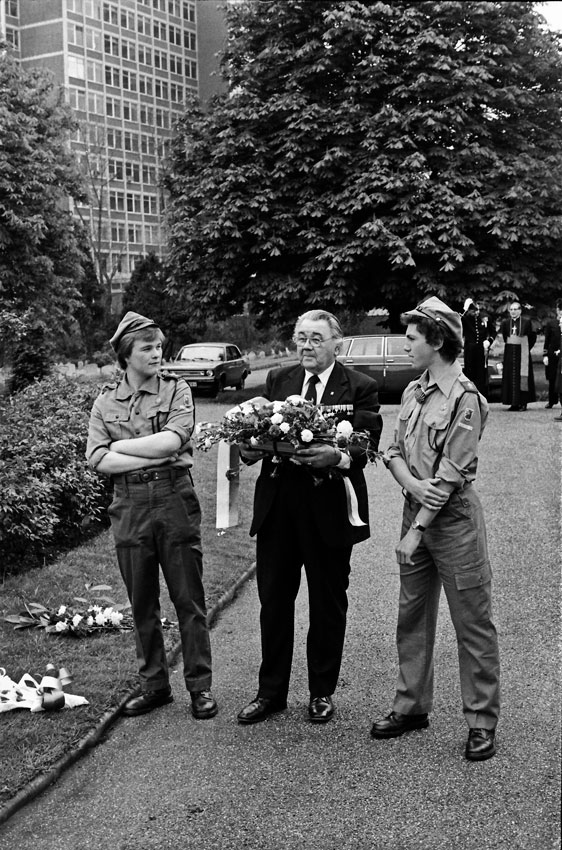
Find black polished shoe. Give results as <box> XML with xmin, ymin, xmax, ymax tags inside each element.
<box><xmin>545</xmin><ymin>403</ymin><xmax>553</xmax><ymax>409</ymax></box>
<box><xmin>190</xmin><ymin>690</ymin><xmax>218</xmax><ymax>720</ymax></box>
<box><xmin>370</xmin><ymin>711</ymin><xmax>429</xmax><ymax>739</ymax></box>
<box><xmin>465</xmin><ymin>728</ymin><xmax>496</xmax><ymax>761</ymax></box>
<box><xmin>237</xmin><ymin>696</ymin><xmax>287</xmax><ymax>725</ymax></box>
<box><xmin>309</xmin><ymin>695</ymin><xmax>334</xmax><ymax>723</ymax></box>
<box><xmin>122</xmin><ymin>687</ymin><xmax>173</xmax><ymax>717</ymax></box>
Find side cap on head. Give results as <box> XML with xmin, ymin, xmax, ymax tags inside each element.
<box><xmin>109</xmin><ymin>311</ymin><xmax>158</xmax><ymax>351</ymax></box>
<box><xmin>403</xmin><ymin>296</ymin><xmax>463</xmax><ymax>343</ymax></box>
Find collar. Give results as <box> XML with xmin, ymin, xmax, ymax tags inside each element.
<box><xmin>423</xmin><ymin>360</ymin><xmax>462</xmax><ymax>398</ymax></box>
<box><xmin>304</xmin><ymin>362</ymin><xmax>336</xmax><ymax>390</ymax></box>
<box><xmin>116</xmin><ymin>373</ymin><xmax>160</xmax><ymax>400</ymax></box>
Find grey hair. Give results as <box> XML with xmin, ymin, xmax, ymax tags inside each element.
<box><xmin>294</xmin><ymin>309</ymin><xmax>343</xmax><ymax>343</ymax></box>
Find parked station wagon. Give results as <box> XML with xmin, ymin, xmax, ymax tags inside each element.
<box><xmin>164</xmin><ymin>342</ymin><xmax>251</xmax><ymax>397</ymax></box>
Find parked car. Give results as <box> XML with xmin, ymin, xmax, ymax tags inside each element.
<box><xmin>163</xmin><ymin>342</ymin><xmax>251</xmax><ymax>397</ymax></box>
<box><xmin>337</xmin><ymin>334</ymin><xmax>502</xmax><ymax>400</ymax></box>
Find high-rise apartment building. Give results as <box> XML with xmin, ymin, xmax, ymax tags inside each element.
<box><xmin>1</xmin><ymin>0</ymin><xmax>226</xmax><ymax>308</ymax></box>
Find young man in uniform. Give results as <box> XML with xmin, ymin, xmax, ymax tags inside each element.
<box><xmin>371</xmin><ymin>296</ymin><xmax>500</xmax><ymax>761</ymax></box>
<box><xmin>86</xmin><ymin>312</ymin><xmax>217</xmax><ymax>720</ymax></box>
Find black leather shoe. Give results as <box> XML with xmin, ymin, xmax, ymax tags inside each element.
<box><xmin>190</xmin><ymin>690</ymin><xmax>218</xmax><ymax>719</ymax></box>
<box><xmin>545</xmin><ymin>403</ymin><xmax>553</xmax><ymax>409</ymax></box>
<box><xmin>122</xmin><ymin>687</ymin><xmax>173</xmax><ymax>717</ymax></box>
<box><xmin>465</xmin><ymin>728</ymin><xmax>496</xmax><ymax>761</ymax></box>
<box><xmin>370</xmin><ymin>711</ymin><xmax>429</xmax><ymax>739</ymax></box>
<box><xmin>237</xmin><ymin>696</ymin><xmax>287</xmax><ymax>724</ymax></box>
<box><xmin>309</xmin><ymin>695</ymin><xmax>334</xmax><ymax>723</ymax></box>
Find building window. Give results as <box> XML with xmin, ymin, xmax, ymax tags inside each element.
<box><xmin>142</xmin><ymin>164</ymin><xmax>157</xmax><ymax>184</ymax></box>
<box><xmin>103</xmin><ymin>2</ymin><xmax>119</xmax><ymax>26</ymax></box>
<box><xmin>111</xmin><ymin>223</ymin><xmax>126</xmax><ymax>241</ymax></box>
<box><xmin>109</xmin><ymin>159</ymin><xmax>124</xmax><ymax>180</ymax></box>
<box><xmin>106</xmin><ymin>97</ymin><xmax>121</xmax><ymax>118</ymax></box>
<box><xmin>107</xmin><ymin>128</ymin><xmax>123</xmax><ymax>149</ymax></box>
<box><xmin>186</xmin><ymin>60</ymin><xmax>197</xmax><ymax>80</ymax></box>
<box><xmin>128</xmin><ymin>225</ymin><xmax>143</xmax><ymax>243</ymax></box>
<box><xmin>137</xmin><ymin>14</ymin><xmax>151</xmax><ymax>36</ymax></box>
<box><xmin>88</xmin><ymin>91</ymin><xmax>105</xmax><ymax>114</ymax></box>
<box><xmin>139</xmin><ymin>75</ymin><xmax>153</xmax><ymax>96</ymax></box>
<box><xmin>109</xmin><ymin>191</ymin><xmax>125</xmax><ymax>211</ymax></box>
<box><xmin>68</xmin><ymin>55</ymin><xmax>86</xmax><ymax>79</ymax></box>
<box><xmin>170</xmin><ymin>83</ymin><xmax>183</xmax><ymax>102</ymax></box>
<box><xmin>143</xmin><ymin>195</ymin><xmax>159</xmax><ymax>215</ymax></box>
<box><xmin>121</xmin><ymin>40</ymin><xmax>136</xmax><ymax>62</ymax></box>
<box><xmin>153</xmin><ymin>49</ymin><xmax>168</xmax><ymax>71</ymax></box>
<box><xmin>124</xmin><ymin>132</ymin><xmax>139</xmax><ymax>153</ymax></box>
<box><xmin>126</xmin><ymin>162</ymin><xmax>140</xmax><ymax>182</ymax></box>
<box><xmin>168</xmin><ymin>0</ymin><xmax>181</xmax><ymax>16</ymax></box>
<box><xmin>184</xmin><ymin>31</ymin><xmax>196</xmax><ymax>52</ymax></box>
<box><xmin>68</xmin><ymin>88</ymin><xmax>87</xmax><ymax>111</ymax></box>
<box><xmin>139</xmin><ymin>104</ymin><xmax>154</xmax><ymax>125</ymax></box>
<box><xmin>153</xmin><ymin>0</ymin><xmax>167</xmax><ymax>12</ymax></box>
<box><xmin>126</xmin><ymin>193</ymin><xmax>142</xmax><ymax>213</ymax></box>
<box><xmin>105</xmin><ymin>65</ymin><xmax>121</xmax><ymax>87</ymax></box>
<box><xmin>7</xmin><ymin>0</ymin><xmax>18</xmax><ymax>17</ymax></box>
<box><xmin>123</xmin><ymin>100</ymin><xmax>138</xmax><ymax>122</ymax></box>
<box><xmin>122</xmin><ymin>70</ymin><xmax>137</xmax><ymax>92</ymax></box>
<box><xmin>169</xmin><ymin>54</ymin><xmax>183</xmax><ymax>75</ymax></box>
<box><xmin>141</xmin><ymin>135</ymin><xmax>156</xmax><ymax>155</ymax></box>
<box><xmin>121</xmin><ymin>9</ymin><xmax>135</xmax><ymax>30</ymax></box>
<box><xmin>154</xmin><ymin>79</ymin><xmax>169</xmax><ymax>100</ymax></box>
<box><xmin>5</xmin><ymin>28</ymin><xmax>19</xmax><ymax>48</ymax></box>
<box><xmin>183</xmin><ymin>2</ymin><xmax>195</xmax><ymax>23</ymax></box>
<box><xmin>153</xmin><ymin>20</ymin><xmax>167</xmax><ymax>41</ymax></box>
<box><xmin>138</xmin><ymin>45</ymin><xmax>152</xmax><ymax>65</ymax></box>
<box><xmin>87</xmin><ymin>60</ymin><xmax>103</xmax><ymax>83</ymax></box>
<box><xmin>68</xmin><ymin>23</ymin><xmax>85</xmax><ymax>47</ymax></box>
<box><xmin>86</xmin><ymin>28</ymin><xmax>102</xmax><ymax>50</ymax></box>
<box><xmin>104</xmin><ymin>34</ymin><xmax>120</xmax><ymax>56</ymax></box>
<box><xmin>155</xmin><ymin>109</ymin><xmax>169</xmax><ymax>129</ymax></box>
<box><xmin>169</xmin><ymin>25</ymin><xmax>182</xmax><ymax>46</ymax></box>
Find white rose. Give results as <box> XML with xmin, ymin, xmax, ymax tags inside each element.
<box><xmin>250</xmin><ymin>436</ymin><xmax>260</xmax><ymax>446</ymax></box>
<box><xmin>95</xmin><ymin>612</ymin><xmax>106</xmax><ymax>626</ymax></box>
<box><xmin>286</xmin><ymin>395</ymin><xmax>305</xmax><ymax>406</ymax></box>
<box><xmin>55</xmin><ymin>621</ymin><xmax>69</xmax><ymax>632</ymax></box>
<box><xmin>57</xmin><ymin>605</ymin><xmax>67</xmax><ymax>616</ymax></box>
<box><xmin>301</xmin><ymin>429</ymin><xmax>314</xmax><ymax>443</ymax></box>
<box><xmin>110</xmin><ymin>611</ymin><xmax>124</xmax><ymax>627</ymax></box>
<box><xmin>279</xmin><ymin>422</ymin><xmax>291</xmax><ymax>434</ymax></box>
<box><xmin>87</xmin><ymin>616</ymin><xmax>94</xmax><ymax>626</ymax></box>
<box><xmin>272</xmin><ymin>401</ymin><xmax>284</xmax><ymax>412</ymax></box>
<box><xmin>72</xmin><ymin>614</ymin><xmax>83</xmax><ymax>628</ymax></box>
<box><xmin>336</xmin><ymin>420</ymin><xmax>354</xmax><ymax>437</ymax></box>
<box><xmin>270</xmin><ymin>412</ymin><xmax>284</xmax><ymax>425</ymax></box>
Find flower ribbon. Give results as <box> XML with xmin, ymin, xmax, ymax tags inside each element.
<box><xmin>0</xmin><ymin>665</ymin><xmax>89</xmax><ymax>713</ymax></box>
<box><xmin>343</xmin><ymin>478</ymin><xmax>367</xmax><ymax>527</ymax></box>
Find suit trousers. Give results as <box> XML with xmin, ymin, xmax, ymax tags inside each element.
<box><xmin>109</xmin><ymin>474</ymin><xmax>212</xmax><ymax>693</ymax></box>
<box><xmin>392</xmin><ymin>487</ymin><xmax>500</xmax><ymax>729</ymax></box>
<box><xmin>255</xmin><ymin>473</ymin><xmax>352</xmax><ymax>701</ymax></box>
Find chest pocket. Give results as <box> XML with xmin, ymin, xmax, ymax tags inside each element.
<box><xmin>423</xmin><ymin>412</ymin><xmax>450</xmax><ymax>452</ymax></box>
<box><xmin>147</xmin><ymin>401</ymin><xmax>171</xmax><ymax>433</ymax></box>
<box><xmin>102</xmin><ymin>409</ymin><xmax>132</xmax><ymax>441</ymax></box>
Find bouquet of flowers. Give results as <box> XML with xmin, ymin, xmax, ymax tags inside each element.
<box><xmin>195</xmin><ymin>395</ymin><xmax>377</xmax><ymax>461</ymax></box>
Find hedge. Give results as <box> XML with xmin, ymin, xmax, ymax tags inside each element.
<box><xmin>0</xmin><ymin>374</ymin><xmax>111</xmax><ymax>575</ymax></box>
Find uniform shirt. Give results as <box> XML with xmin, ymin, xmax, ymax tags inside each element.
<box><xmin>86</xmin><ymin>372</ymin><xmax>194</xmax><ymax>472</ymax></box>
<box><xmin>385</xmin><ymin>360</ymin><xmax>488</xmax><ymax>489</ymax></box>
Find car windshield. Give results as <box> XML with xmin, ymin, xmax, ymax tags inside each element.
<box><xmin>178</xmin><ymin>346</ymin><xmax>224</xmax><ymax>361</ymax></box>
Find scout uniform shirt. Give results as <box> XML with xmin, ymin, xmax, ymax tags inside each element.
<box><xmin>86</xmin><ymin>371</ymin><xmax>194</xmax><ymax>472</ymax></box>
<box><xmin>385</xmin><ymin>360</ymin><xmax>488</xmax><ymax>489</ymax></box>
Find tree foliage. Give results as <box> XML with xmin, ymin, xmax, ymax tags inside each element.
<box><xmin>0</xmin><ymin>49</ymin><xmax>86</xmax><ymax>382</ymax></box>
<box><xmin>165</xmin><ymin>1</ymin><xmax>562</xmax><ymax>327</ymax></box>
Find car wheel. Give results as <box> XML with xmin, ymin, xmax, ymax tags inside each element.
<box><xmin>235</xmin><ymin>372</ymin><xmax>247</xmax><ymax>390</ymax></box>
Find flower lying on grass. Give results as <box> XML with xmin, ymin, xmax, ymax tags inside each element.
<box><xmin>4</xmin><ymin>584</ymin><xmax>175</xmax><ymax>637</ymax></box>
<box><xmin>195</xmin><ymin>395</ymin><xmax>378</xmax><ymax>460</ymax></box>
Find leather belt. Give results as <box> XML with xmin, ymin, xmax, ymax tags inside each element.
<box><xmin>113</xmin><ymin>468</ymin><xmax>189</xmax><ymax>484</ymax></box>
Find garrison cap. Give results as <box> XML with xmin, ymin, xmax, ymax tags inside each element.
<box><xmin>403</xmin><ymin>296</ymin><xmax>463</xmax><ymax>344</ymax></box>
<box><xmin>109</xmin><ymin>311</ymin><xmax>158</xmax><ymax>351</ymax></box>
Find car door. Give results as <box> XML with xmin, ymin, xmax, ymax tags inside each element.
<box><xmin>340</xmin><ymin>336</ymin><xmax>385</xmax><ymax>387</ymax></box>
<box><xmin>226</xmin><ymin>345</ymin><xmax>243</xmax><ymax>386</ymax></box>
<box><xmin>383</xmin><ymin>335</ymin><xmax>421</xmax><ymax>394</ymax></box>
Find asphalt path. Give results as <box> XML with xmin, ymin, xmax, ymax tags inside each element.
<box><xmin>0</xmin><ymin>400</ymin><xmax>560</xmax><ymax>850</ymax></box>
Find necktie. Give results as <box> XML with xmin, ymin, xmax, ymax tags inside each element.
<box><xmin>304</xmin><ymin>374</ymin><xmax>320</xmax><ymax>402</ymax></box>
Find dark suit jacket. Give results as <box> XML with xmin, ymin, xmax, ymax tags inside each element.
<box><xmin>543</xmin><ymin>317</ymin><xmax>561</xmax><ymax>380</ymax></box>
<box><xmin>249</xmin><ymin>361</ymin><xmax>382</xmax><ymax>547</ymax></box>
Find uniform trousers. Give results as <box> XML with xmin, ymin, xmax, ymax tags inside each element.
<box><xmin>393</xmin><ymin>486</ymin><xmax>500</xmax><ymax>729</ymax></box>
<box><xmin>109</xmin><ymin>473</ymin><xmax>212</xmax><ymax>693</ymax></box>
<box><xmin>255</xmin><ymin>478</ymin><xmax>352</xmax><ymax>701</ymax></box>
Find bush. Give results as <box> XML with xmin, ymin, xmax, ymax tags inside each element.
<box><xmin>0</xmin><ymin>374</ymin><xmax>111</xmax><ymax>575</ymax></box>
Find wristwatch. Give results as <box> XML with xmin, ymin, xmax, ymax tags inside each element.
<box><xmin>410</xmin><ymin>519</ymin><xmax>427</xmax><ymax>533</ymax></box>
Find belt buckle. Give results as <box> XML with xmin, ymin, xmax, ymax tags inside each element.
<box><xmin>140</xmin><ymin>470</ymin><xmax>152</xmax><ymax>482</ymax></box>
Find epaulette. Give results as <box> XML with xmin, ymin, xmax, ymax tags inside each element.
<box><xmin>458</xmin><ymin>375</ymin><xmax>479</xmax><ymax>394</ymax></box>
<box><xmin>159</xmin><ymin>370</ymin><xmax>180</xmax><ymax>381</ymax></box>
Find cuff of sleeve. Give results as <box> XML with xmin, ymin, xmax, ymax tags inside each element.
<box><xmin>336</xmin><ymin>450</ymin><xmax>351</xmax><ymax>470</ymax></box>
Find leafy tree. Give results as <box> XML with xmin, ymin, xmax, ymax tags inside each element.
<box><xmin>0</xmin><ymin>49</ymin><xmax>86</xmax><ymax>384</ymax></box>
<box><xmin>165</xmin><ymin>1</ymin><xmax>562</xmax><ymax>329</ymax></box>
<box><xmin>122</xmin><ymin>253</ymin><xmax>199</xmax><ymax>357</ymax></box>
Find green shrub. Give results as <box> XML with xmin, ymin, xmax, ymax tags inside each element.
<box><xmin>0</xmin><ymin>374</ymin><xmax>111</xmax><ymax>575</ymax></box>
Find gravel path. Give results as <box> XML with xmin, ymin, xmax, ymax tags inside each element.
<box><xmin>0</xmin><ymin>402</ymin><xmax>559</xmax><ymax>850</ymax></box>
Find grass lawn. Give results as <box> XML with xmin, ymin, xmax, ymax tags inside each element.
<box><xmin>0</xmin><ymin>388</ymin><xmax>263</xmax><ymax>806</ymax></box>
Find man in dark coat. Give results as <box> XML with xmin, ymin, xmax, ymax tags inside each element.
<box><xmin>543</xmin><ymin>299</ymin><xmax>562</xmax><ymax>409</ymax></box>
<box><xmin>461</xmin><ymin>299</ymin><xmax>496</xmax><ymax>397</ymax></box>
<box><xmin>499</xmin><ymin>301</ymin><xmax>537</xmax><ymax>411</ymax></box>
<box><xmin>237</xmin><ymin>309</ymin><xmax>382</xmax><ymax>725</ymax></box>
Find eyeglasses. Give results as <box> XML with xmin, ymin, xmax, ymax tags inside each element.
<box><xmin>293</xmin><ymin>334</ymin><xmax>334</xmax><ymax>348</ymax></box>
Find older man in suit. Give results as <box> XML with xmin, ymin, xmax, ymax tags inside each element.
<box><xmin>237</xmin><ymin>309</ymin><xmax>382</xmax><ymax>725</ymax></box>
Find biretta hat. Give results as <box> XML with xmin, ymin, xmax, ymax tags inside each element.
<box><xmin>109</xmin><ymin>311</ymin><xmax>158</xmax><ymax>351</ymax></box>
<box><xmin>403</xmin><ymin>296</ymin><xmax>463</xmax><ymax>343</ymax></box>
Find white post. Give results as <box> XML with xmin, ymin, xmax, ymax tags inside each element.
<box><xmin>216</xmin><ymin>441</ymin><xmax>240</xmax><ymax>529</ymax></box>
